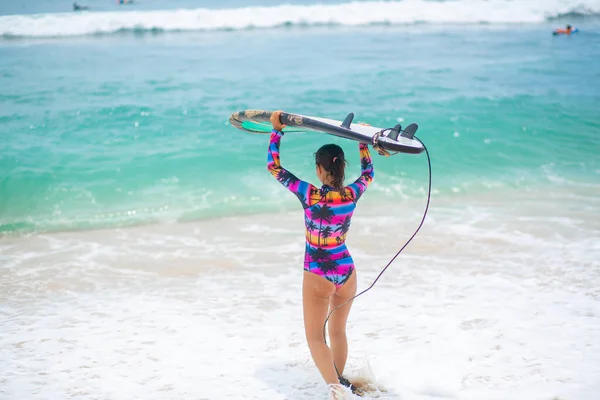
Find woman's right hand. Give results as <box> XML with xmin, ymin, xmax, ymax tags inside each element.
<box><xmin>270</xmin><ymin>110</ymin><xmax>287</xmax><ymax>132</ymax></box>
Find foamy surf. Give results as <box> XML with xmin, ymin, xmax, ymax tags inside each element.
<box><xmin>0</xmin><ymin>0</ymin><xmax>598</xmax><ymax>38</ymax></box>
<box><xmin>345</xmin><ymin>358</ymin><xmax>387</xmax><ymax>397</ymax></box>
<box><xmin>1</xmin><ymin>188</ymin><xmax>599</xmax><ymax>399</ymax></box>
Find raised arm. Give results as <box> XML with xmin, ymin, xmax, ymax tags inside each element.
<box><xmin>346</xmin><ymin>143</ymin><xmax>374</xmax><ymax>202</ymax></box>
<box><xmin>267</xmin><ymin>130</ymin><xmax>315</xmax><ymax>209</ymax></box>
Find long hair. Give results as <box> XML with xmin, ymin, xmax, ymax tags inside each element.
<box><xmin>315</xmin><ymin>144</ymin><xmax>347</xmax><ymax>193</ymax></box>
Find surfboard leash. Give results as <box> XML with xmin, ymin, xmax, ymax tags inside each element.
<box><xmin>371</xmin><ymin>130</ymin><xmax>397</xmax><ymax>157</ymax></box>
<box><xmin>323</xmin><ymin>135</ymin><xmax>432</xmax><ymax>388</ymax></box>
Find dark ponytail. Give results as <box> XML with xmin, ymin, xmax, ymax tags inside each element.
<box><xmin>315</xmin><ymin>144</ymin><xmax>347</xmax><ymax>193</ymax></box>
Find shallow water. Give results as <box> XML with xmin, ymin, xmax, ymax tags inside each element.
<box><xmin>2</xmin><ymin>187</ymin><xmax>599</xmax><ymax>399</ymax></box>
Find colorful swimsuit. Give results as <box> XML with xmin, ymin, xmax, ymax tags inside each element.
<box><xmin>267</xmin><ymin>130</ymin><xmax>374</xmax><ymax>287</ymax></box>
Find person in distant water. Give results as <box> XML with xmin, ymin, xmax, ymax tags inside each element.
<box><xmin>553</xmin><ymin>24</ymin><xmax>575</xmax><ymax>35</ymax></box>
<box><xmin>117</xmin><ymin>0</ymin><xmax>135</xmax><ymax>4</ymax></box>
<box><xmin>73</xmin><ymin>2</ymin><xmax>89</xmax><ymax>11</ymax></box>
<box><xmin>267</xmin><ymin>111</ymin><xmax>374</xmax><ymax>400</ymax></box>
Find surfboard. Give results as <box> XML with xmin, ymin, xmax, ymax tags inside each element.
<box><xmin>229</xmin><ymin>109</ymin><xmax>424</xmax><ymax>155</ymax></box>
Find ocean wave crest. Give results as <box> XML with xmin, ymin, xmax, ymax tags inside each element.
<box><xmin>0</xmin><ymin>0</ymin><xmax>598</xmax><ymax>38</ymax></box>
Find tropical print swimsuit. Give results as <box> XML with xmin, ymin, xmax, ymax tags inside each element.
<box><xmin>267</xmin><ymin>130</ymin><xmax>374</xmax><ymax>287</ymax></box>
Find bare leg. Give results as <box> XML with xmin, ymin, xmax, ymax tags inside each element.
<box><xmin>328</xmin><ymin>270</ymin><xmax>357</xmax><ymax>377</ymax></box>
<box><xmin>302</xmin><ymin>270</ymin><xmax>338</xmax><ymax>384</ymax></box>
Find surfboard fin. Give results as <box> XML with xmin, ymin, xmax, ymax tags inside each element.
<box><xmin>401</xmin><ymin>123</ymin><xmax>418</xmax><ymax>139</ymax></box>
<box><xmin>387</xmin><ymin>124</ymin><xmax>402</xmax><ymax>140</ymax></box>
<box><xmin>340</xmin><ymin>113</ymin><xmax>354</xmax><ymax>129</ymax></box>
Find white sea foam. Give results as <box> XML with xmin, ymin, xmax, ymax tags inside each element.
<box><xmin>0</xmin><ymin>0</ymin><xmax>598</xmax><ymax>38</ymax></box>
<box><xmin>1</xmin><ymin>188</ymin><xmax>599</xmax><ymax>399</ymax></box>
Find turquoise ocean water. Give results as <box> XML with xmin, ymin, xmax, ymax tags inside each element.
<box><xmin>1</xmin><ymin>0</ymin><xmax>599</xmax><ymax>235</ymax></box>
<box><xmin>2</xmin><ymin>3</ymin><xmax>600</xmax><ymax>399</ymax></box>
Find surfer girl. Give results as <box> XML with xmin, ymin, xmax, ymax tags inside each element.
<box><xmin>267</xmin><ymin>110</ymin><xmax>374</xmax><ymax>399</ymax></box>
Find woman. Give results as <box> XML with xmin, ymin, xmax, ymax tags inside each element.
<box><xmin>267</xmin><ymin>111</ymin><xmax>374</xmax><ymax>399</ymax></box>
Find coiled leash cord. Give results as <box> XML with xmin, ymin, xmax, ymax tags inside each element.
<box><xmin>323</xmin><ymin>135</ymin><xmax>432</xmax><ymax>388</ymax></box>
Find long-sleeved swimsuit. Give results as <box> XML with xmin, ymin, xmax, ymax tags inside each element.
<box><xmin>267</xmin><ymin>130</ymin><xmax>374</xmax><ymax>287</ymax></box>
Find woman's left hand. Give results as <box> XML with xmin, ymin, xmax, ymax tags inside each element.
<box><xmin>270</xmin><ymin>110</ymin><xmax>287</xmax><ymax>132</ymax></box>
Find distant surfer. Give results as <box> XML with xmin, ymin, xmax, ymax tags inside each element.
<box><xmin>553</xmin><ymin>24</ymin><xmax>577</xmax><ymax>35</ymax></box>
<box><xmin>267</xmin><ymin>111</ymin><xmax>374</xmax><ymax>399</ymax></box>
<box><xmin>73</xmin><ymin>2</ymin><xmax>89</xmax><ymax>11</ymax></box>
<box><xmin>117</xmin><ymin>0</ymin><xmax>135</xmax><ymax>4</ymax></box>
